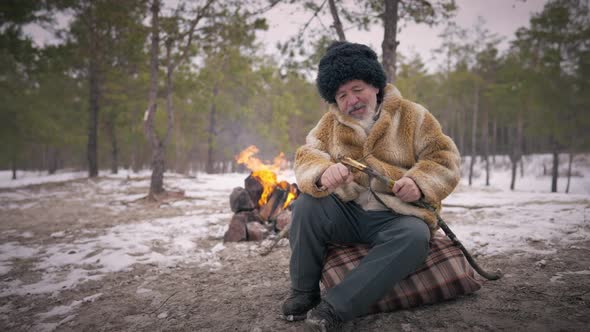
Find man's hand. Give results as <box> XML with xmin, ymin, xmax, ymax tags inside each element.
<box><xmin>319</xmin><ymin>163</ymin><xmax>354</xmax><ymax>190</ymax></box>
<box><xmin>392</xmin><ymin>177</ymin><xmax>421</xmax><ymax>202</ymax></box>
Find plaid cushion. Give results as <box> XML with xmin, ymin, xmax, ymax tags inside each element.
<box><xmin>321</xmin><ymin>232</ymin><xmax>482</xmax><ymax>313</ymax></box>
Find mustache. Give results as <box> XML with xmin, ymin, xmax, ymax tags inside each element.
<box><xmin>347</xmin><ymin>103</ymin><xmax>366</xmax><ymax>114</ymax></box>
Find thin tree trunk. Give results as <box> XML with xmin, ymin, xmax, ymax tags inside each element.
<box><xmin>551</xmin><ymin>143</ymin><xmax>559</xmax><ymax>193</ymax></box>
<box><xmin>468</xmin><ymin>83</ymin><xmax>479</xmax><ymax>186</ymax></box>
<box><xmin>150</xmin><ymin>141</ymin><xmax>165</xmax><ymax>194</ymax></box>
<box><xmin>492</xmin><ymin>118</ymin><xmax>497</xmax><ymax>164</ymax></box>
<box><xmin>107</xmin><ymin>117</ymin><xmax>119</xmax><ymax>174</ymax></box>
<box><xmin>174</xmin><ymin>117</ymin><xmax>182</xmax><ymax>173</ymax></box>
<box><xmin>510</xmin><ymin>156</ymin><xmax>517</xmax><ymax>191</ymax></box>
<box><xmin>565</xmin><ymin>152</ymin><xmax>573</xmax><ymax>194</ymax></box>
<box><xmin>382</xmin><ymin>0</ymin><xmax>399</xmax><ymax>83</ymax></box>
<box><xmin>164</xmin><ymin>40</ymin><xmax>176</xmax><ymax>174</ymax></box>
<box><xmin>481</xmin><ymin>103</ymin><xmax>490</xmax><ymax>186</ymax></box>
<box><xmin>206</xmin><ymin>84</ymin><xmax>219</xmax><ymax>174</ymax></box>
<box><xmin>87</xmin><ymin>7</ymin><xmax>100</xmax><ymax>178</ymax></box>
<box><xmin>11</xmin><ymin>156</ymin><xmax>16</xmax><ymax>180</ymax></box>
<box><xmin>510</xmin><ymin>109</ymin><xmax>524</xmax><ymax>191</ymax></box>
<box><xmin>519</xmin><ymin>156</ymin><xmax>524</xmax><ymax>178</ymax></box>
<box><xmin>328</xmin><ymin>0</ymin><xmax>346</xmax><ymax>41</ymax></box>
<box><xmin>144</xmin><ymin>0</ymin><xmax>165</xmax><ymax>197</ymax></box>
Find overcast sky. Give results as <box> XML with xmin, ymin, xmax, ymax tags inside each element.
<box><xmin>258</xmin><ymin>0</ymin><xmax>548</xmax><ymax>71</ymax></box>
<box><xmin>25</xmin><ymin>0</ymin><xmax>548</xmax><ymax>72</ymax></box>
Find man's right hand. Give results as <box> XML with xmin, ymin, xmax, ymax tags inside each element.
<box><xmin>319</xmin><ymin>163</ymin><xmax>353</xmax><ymax>191</ymax></box>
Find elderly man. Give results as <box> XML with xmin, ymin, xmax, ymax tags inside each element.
<box><xmin>281</xmin><ymin>42</ymin><xmax>461</xmax><ymax>331</ymax></box>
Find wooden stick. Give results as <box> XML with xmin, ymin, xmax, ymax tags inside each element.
<box><xmin>259</xmin><ymin>222</ymin><xmax>291</xmax><ymax>256</ymax></box>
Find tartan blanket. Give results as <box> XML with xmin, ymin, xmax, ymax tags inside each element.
<box><xmin>321</xmin><ymin>232</ymin><xmax>483</xmax><ymax>313</ymax></box>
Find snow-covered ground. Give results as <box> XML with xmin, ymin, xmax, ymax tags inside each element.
<box><xmin>460</xmin><ymin>153</ymin><xmax>590</xmax><ymax>195</ymax></box>
<box><xmin>0</xmin><ymin>154</ymin><xmax>588</xmax><ymax>321</ymax></box>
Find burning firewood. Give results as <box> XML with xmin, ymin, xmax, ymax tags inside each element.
<box><xmin>223</xmin><ymin>146</ymin><xmax>299</xmax><ymax>243</ymax></box>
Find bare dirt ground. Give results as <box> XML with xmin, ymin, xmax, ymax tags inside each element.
<box><xmin>1</xmin><ymin>176</ymin><xmax>589</xmax><ymax>331</ymax></box>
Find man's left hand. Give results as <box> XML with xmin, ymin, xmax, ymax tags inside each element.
<box><xmin>392</xmin><ymin>177</ymin><xmax>421</xmax><ymax>202</ymax></box>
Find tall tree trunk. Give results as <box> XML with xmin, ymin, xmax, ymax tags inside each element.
<box><xmin>468</xmin><ymin>83</ymin><xmax>479</xmax><ymax>186</ymax></box>
<box><xmin>164</xmin><ymin>40</ymin><xmax>176</xmax><ymax>175</ymax></box>
<box><xmin>11</xmin><ymin>155</ymin><xmax>16</xmax><ymax>180</ymax></box>
<box><xmin>492</xmin><ymin>117</ymin><xmax>497</xmax><ymax>164</ymax></box>
<box><xmin>551</xmin><ymin>142</ymin><xmax>559</xmax><ymax>193</ymax></box>
<box><xmin>87</xmin><ymin>8</ymin><xmax>100</xmax><ymax>178</ymax></box>
<box><xmin>510</xmin><ymin>155</ymin><xmax>517</xmax><ymax>191</ymax></box>
<box><xmin>382</xmin><ymin>0</ymin><xmax>399</xmax><ymax>83</ymax></box>
<box><xmin>481</xmin><ymin>104</ymin><xmax>490</xmax><ymax>186</ymax></box>
<box><xmin>328</xmin><ymin>0</ymin><xmax>346</xmax><ymax>41</ymax></box>
<box><xmin>206</xmin><ymin>84</ymin><xmax>219</xmax><ymax>174</ymax></box>
<box><xmin>144</xmin><ymin>0</ymin><xmax>166</xmax><ymax>197</ymax></box>
<box><xmin>565</xmin><ymin>152</ymin><xmax>573</xmax><ymax>194</ymax></box>
<box><xmin>107</xmin><ymin>117</ymin><xmax>119</xmax><ymax>174</ymax></box>
<box><xmin>510</xmin><ymin>110</ymin><xmax>524</xmax><ymax>191</ymax></box>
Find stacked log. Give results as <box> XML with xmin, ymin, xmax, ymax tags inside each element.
<box><xmin>224</xmin><ymin>174</ymin><xmax>297</xmax><ymax>242</ymax></box>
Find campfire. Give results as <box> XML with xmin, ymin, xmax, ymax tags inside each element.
<box><xmin>224</xmin><ymin>146</ymin><xmax>299</xmax><ymax>242</ymax></box>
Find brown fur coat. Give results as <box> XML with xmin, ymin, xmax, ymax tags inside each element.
<box><xmin>294</xmin><ymin>84</ymin><xmax>461</xmax><ymax>232</ymax></box>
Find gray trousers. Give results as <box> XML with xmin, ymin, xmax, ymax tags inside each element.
<box><xmin>289</xmin><ymin>193</ymin><xmax>430</xmax><ymax>321</ymax></box>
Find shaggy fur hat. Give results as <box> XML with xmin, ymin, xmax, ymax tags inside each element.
<box><xmin>316</xmin><ymin>41</ymin><xmax>387</xmax><ymax>104</ymax></box>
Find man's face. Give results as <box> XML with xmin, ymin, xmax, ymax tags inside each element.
<box><xmin>335</xmin><ymin>80</ymin><xmax>379</xmax><ymax>121</ymax></box>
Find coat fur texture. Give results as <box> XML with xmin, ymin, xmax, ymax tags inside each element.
<box><xmin>294</xmin><ymin>84</ymin><xmax>461</xmax><ymax>232</ymax></box>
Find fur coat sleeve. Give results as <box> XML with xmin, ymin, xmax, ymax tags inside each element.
<box><xmin>293</xmin><ymin>113</ymin><xmax>338</xmax><ymax>198</ymax></box>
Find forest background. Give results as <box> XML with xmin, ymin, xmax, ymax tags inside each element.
<box><xmin>1</xmin><ymin>0</ymin><xmax>588</xmax><ymax>198</ymax></box>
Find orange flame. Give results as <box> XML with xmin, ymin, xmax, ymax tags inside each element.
<box><xmin>279</xmin><ymin>181</ymin><xmax>298</xmax><ymax>209</ymax></box>
<box><xmin>236</xmin><ymin>145</ymin><xmax>284</xmax><ymax>173</ymax></box>
<box><xmin>236</xmin><ymin>145</ymin><xmax>294</xmax><ymax>207</ymax></box>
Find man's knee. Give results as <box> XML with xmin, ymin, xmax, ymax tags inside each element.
<box><xmin>400</xmin><ymin>217</ymin><xmax>430</xmax><ymax>260</ymax></box>
<box><xmin>401</xmin><ymin>217</ymin><xmax>430</xmax><ymax>245</ymax></box>
<box><xmin>378</xmin><ymin>216</ymin><xmax>430</xmax><ymax>251</ymax></box>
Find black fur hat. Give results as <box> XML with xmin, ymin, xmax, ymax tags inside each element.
<box><xmin>316</xmin><ymin>41</ymin><xmax>387</xmax><ymax>104</ymax></box>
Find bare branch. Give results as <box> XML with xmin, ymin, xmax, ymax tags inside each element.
<box><xmin>328</xmin><ymin>0</ymin><xmax>346</xmax><ymax>41</ymax></box>
<box><xmin>299</xmin><ymin>0</ymin><xmax>328</xmax><ymax>38</ymax></box>
<box><xmin>172</xmin><ymin>0</ymin><xmax>217</xmax><ymax>70</ymax></box>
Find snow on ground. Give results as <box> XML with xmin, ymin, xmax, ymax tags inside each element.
<box><xmin>444</xmin><ymin>190</ymin><xmax>589</xmax><ymax>257</ymax></box>
<box><xmin>462</xmin><ymin>153</ymin><xmax>590</xmax><ymax>195</ymax></box>
<box><xmin>0</xmin><ymin>168</ymin><xmax>296</xmax><ymax>298</ymax></box>
<box><xmin>0</xmin><ymin>155</ymin><xmax>588</xmax><ymax>300</ymax></box>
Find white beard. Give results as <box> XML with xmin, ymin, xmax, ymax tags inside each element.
<box><xmin>356</xmin><ymin>104</ymin><xmax>380</xmax><ymax>133</ymax></box>
<box><xmin>357</xmin><ymin>114</ymin><xmax>376</xmax><ymax>133</ymax></box>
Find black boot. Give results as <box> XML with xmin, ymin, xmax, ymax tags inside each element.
<box><xmin>280</xmin><ymin>289</ymin><xmax>321</xmax><ymax>321</ymax></box>
<box><xmin>304</xmin><ymin>300</ymin><xmax>343</xmax><ymax>332</ymax></box>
